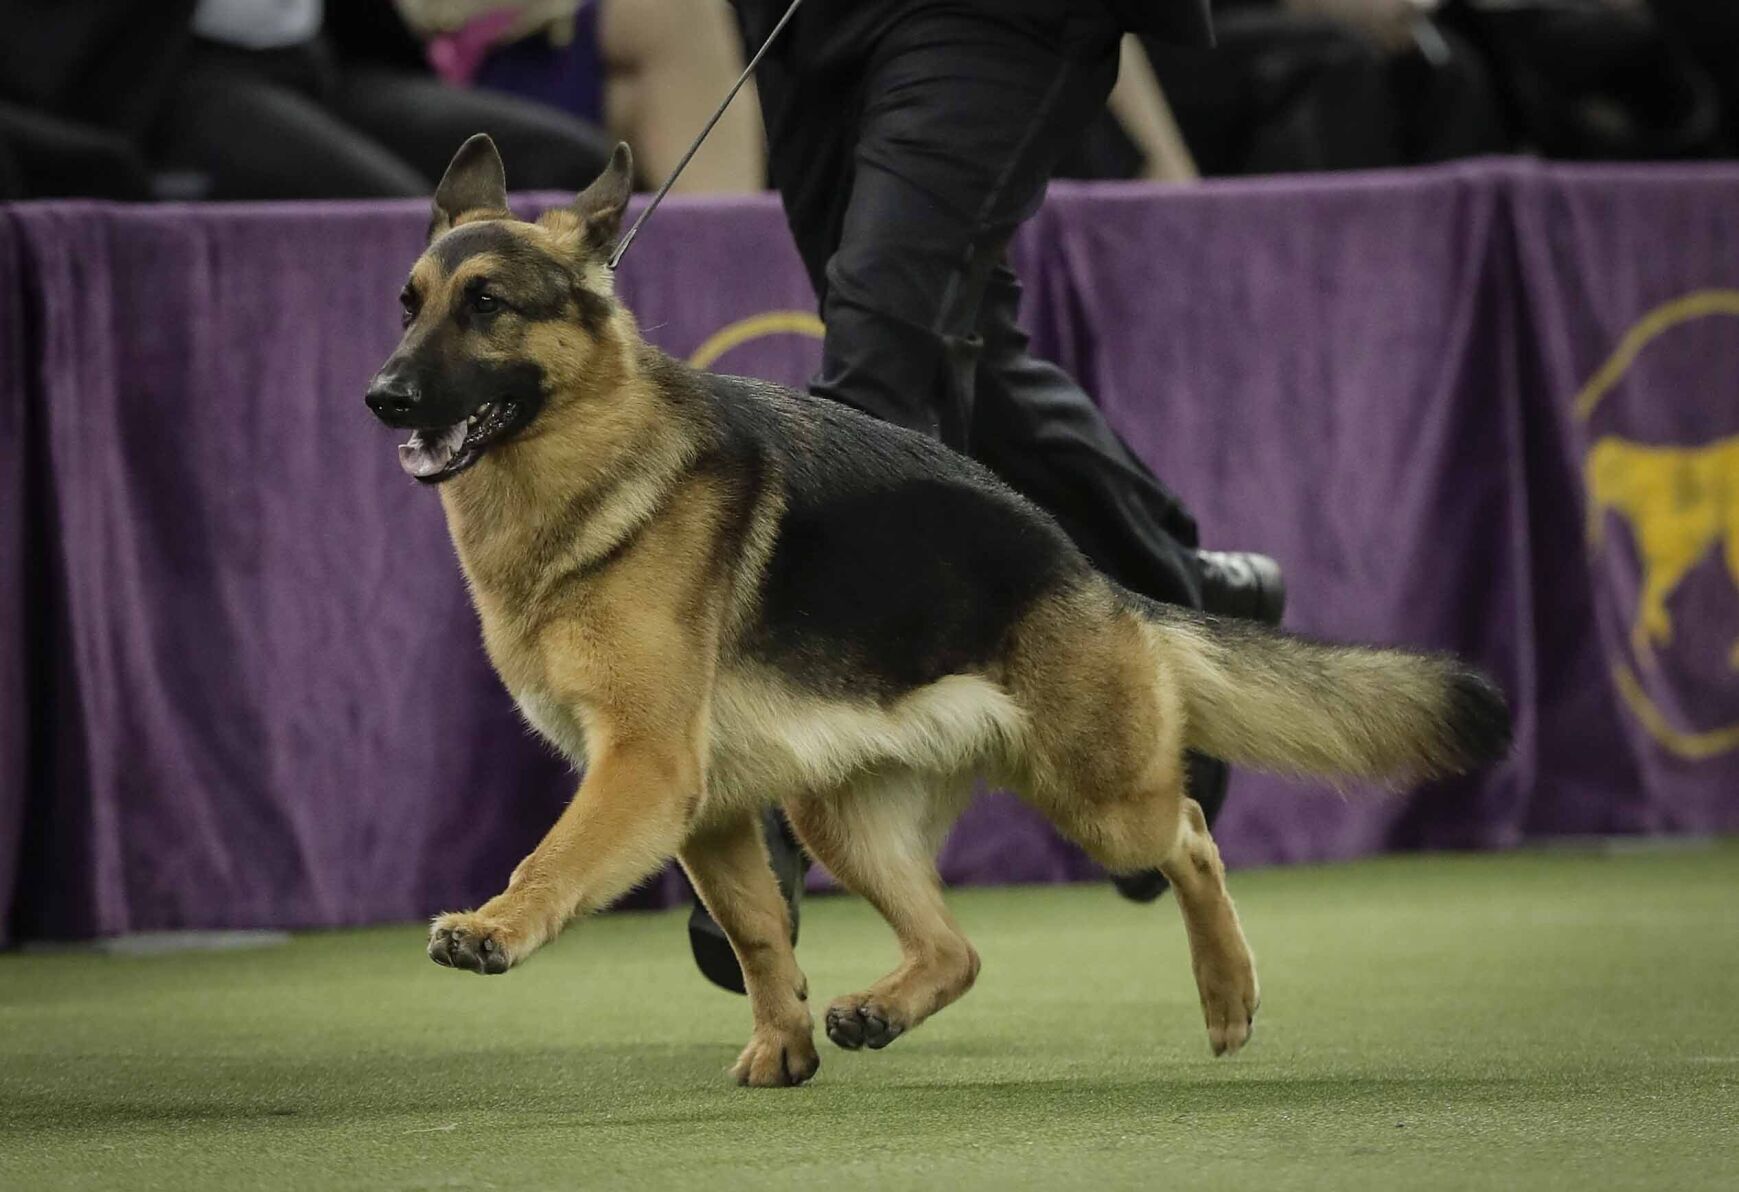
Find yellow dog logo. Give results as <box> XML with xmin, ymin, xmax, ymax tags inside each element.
<box><xmin>688</xmin><ymin>310</ymin><xmax>824</xmax><ymax>372</ymax></box>
<box><xmin>1585</xmin><ymin>435</ymin><xmax>1739</xmax><ymax>668</ymax></box>
<box><xmin>1577</xmin><ymin>290</ymin><xmax>1739</xmax><ymax>760</ymax></box>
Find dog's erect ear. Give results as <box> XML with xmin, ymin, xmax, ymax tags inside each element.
<box><xmin>430</xmin><ymin>133</ymin><xmax>509</xmax><ymax>242</ymax></box>
<box><xmin>569</xmin><ymin>143</ymin><xmax>634</xmax><ymax>255</ymax></box>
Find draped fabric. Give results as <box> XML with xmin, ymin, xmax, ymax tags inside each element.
<box><xmin>1</xmin><ymin>222</ymin><xmax>30</xmax><ymax>938</ymax></box>
<box><xmin>3</xmin><ymin>160</ymin><xmax>1735</xmax><ymax>942</ymax></box>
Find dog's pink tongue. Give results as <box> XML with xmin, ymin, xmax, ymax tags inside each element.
<box><xmin>398</xmin><ymin>423</ymin><xmax>466</xmax><ymax>478</ymax></box>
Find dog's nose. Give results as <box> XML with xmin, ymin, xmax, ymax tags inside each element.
<box><xmin>365</xmin><ymin>374</ymin><xmax>421</xmax><ymax>425</ymax></box>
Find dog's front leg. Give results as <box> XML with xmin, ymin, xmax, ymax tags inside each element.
<box><xmin>428</xmin><ymin>741</ymin><xmax>699</xmax><ymax>974</ymax></box>
<box><xmin>680</xmin><ymin>813</ymin><xmax>818</xmax><ymax>1087</ymax></box>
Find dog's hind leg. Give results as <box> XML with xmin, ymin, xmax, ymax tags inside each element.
<box><xmin>1013</xmin><ymin>599</ymin><xmax>1258</xmax><ymax>1056</ymax></box>
<box><xmin>786</xmin><ymin>777</ymin><xmax>979</xmax><ymax>1052</ymax></box>
<box><xmin>1048</xmin><ymin>768</ymin><xmax>1260</xmax><ymax>1057</ymax></box>
<box><xmin>1131</xmin><ymin>796</ymin><xmax>1259</xmax><ymax>1057</ymax></box>
<box><xmin>680</xmin><ymin>811</ymin><xmax>820</xmax><ymax>1088</ymax></box>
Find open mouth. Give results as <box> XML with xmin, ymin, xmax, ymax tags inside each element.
<box><xmin>397</xmin><ymin>399</ymin><xmax>525</xmax><ymax>484</ymax></box>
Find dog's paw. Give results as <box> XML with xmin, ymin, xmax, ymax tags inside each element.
<box><xmin>1198</xmin><ymin>959</ymin><xmax>1260</xmax><ymax>1057</ymax></box>
<box><xmin>730</xmin><ymin>1024</ymin><xmax>820</xmax><ymax>1088</ymax></box>
<box><xmin>427</xmin><ymin>911</ymin><xmax>518</xmax><ymax>975</ymax></box>
<box><xmin>824</xmin><ymin>993</ymin><xmax>908</xmax><ymax>1051</ymax></box>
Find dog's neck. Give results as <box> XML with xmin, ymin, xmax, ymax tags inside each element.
<box><xmin>435</xmin><ymin>323</ymin><xmax>699</xmax><ymax>613</ymax></box>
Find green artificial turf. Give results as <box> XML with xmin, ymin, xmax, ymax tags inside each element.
<box><xmin>2</xmin><ymin>845</ymin><xmax>1736</xmax><ymax>1191</ymax></box>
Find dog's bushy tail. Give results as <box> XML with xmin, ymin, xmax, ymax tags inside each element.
<box><xmin>1138</xmin><ymin>599</ymin><xmax>1511</xmax><ymax>786</ymax></box>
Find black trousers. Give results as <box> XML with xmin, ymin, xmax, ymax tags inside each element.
<box><xmin>152</xmin><ymin>39</ymin><xmax>613</xmax><ymax>201</ymax></box>
<box><xmin>740</xmin><ymin>0</ymin><xmax>1206</xmax><ymax>610</ymax></box>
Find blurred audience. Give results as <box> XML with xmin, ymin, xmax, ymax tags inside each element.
<box><xmin>154</xmin><ymin>0</ymin><xmax>616</xmax><ymax>199</ymax></box>
<box><xmin>1102</xmin><ymin>0</ymin><xmax>1726</xmax><ymax>178</ymax></box>
<box><xmin>394</xmin><ymin>0</ymin><xmax>764</xmax><ymax>193</ymax></box>
<box><xmin>1135</xmin><ymin>0</ymin><xmax>1506</xmax><ymax>175</ymax></box>
<box><xmin>0</xmin><ymin>0</ymin><xmax>614</xmax><ymax>200</ymax></box>
<box><xmin>1060</xmin><ymin>36</ymin><xmax>1205</xmax><ymax>182</ymax></box>
<box><xmin>1442</xmin><ymin>0</ymin><xmax>1724</xmax><ymax>160</ymax></box>
<box><xmin>0</xmin><ymin>0</ymin><xmax>1733</xmax><ymax>202</ymax></box>
<box><xmin>0</xmin><ymin>2</ymin><xmax>186</xmax><ymax>200</ymax></box>
<box><xmin>1648</xmin><ymin>0</ymin><xmax>1739</xmax><ymax>146</ymax></box>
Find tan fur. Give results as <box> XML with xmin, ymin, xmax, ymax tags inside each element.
<box><xmin>396</xmin><ymin>146</ymin><xmax>1499</xmax><ymax>1086</ymax></box>
<box><xmin>1154</xmin><ymin>618</ymin><xmax>1485</xmax><ymax>786</ymax></box>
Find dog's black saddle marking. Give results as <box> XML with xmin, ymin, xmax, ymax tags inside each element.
<box><xmin>704</xmin><ymin>373</ymin><xmax>1085</xmax><ymax>696</ymax></box>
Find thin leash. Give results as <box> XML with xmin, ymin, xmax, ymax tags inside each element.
<box><xmin>606</xmin><ymin>0</ymin><xmax>805</xmax><ymax>271</ymax></box>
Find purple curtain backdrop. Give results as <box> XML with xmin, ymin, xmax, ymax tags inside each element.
<box><xmin>1508</xmin><ymin>165</ymin><xmax>1739</xmax><ymax>834</ymax></box>
<box><xmin>2</xmin><ymin>160</ymin><xmax>1736</xmax><ymax>943</ymax></box>
<box><xmin>1</xmin><ymin>218</ymin><xmax>29</xmax><ymax>938</ymax></box>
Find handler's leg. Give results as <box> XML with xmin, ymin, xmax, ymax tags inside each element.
<box><xmin>774</xmin><ymin>7</ymin><xmax>1267</xmax><ymax>881</ymax></box>
<box><xmin>970</xmin><ymin>261</ymin><xmax>1206</xmax><ymax>608</ymax></box>
<box><xmin>765</xmin><ymin>6</ymin><xmax>1257</xmax><ymax>625</ymax></box>
<box><xmin>801</xmin><ymin>8</ymin><xmax>1127</xmax><ymax>445</ymax></box>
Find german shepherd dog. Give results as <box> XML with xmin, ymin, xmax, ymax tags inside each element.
<box><xmin>365</xmin><ymin>136</ymin><xmax>1510</xmax><ymax>1087</ymax></box>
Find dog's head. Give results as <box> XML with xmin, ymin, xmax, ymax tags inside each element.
<box><xmin>365</xmin><ymin>134</ymin><xmax>633</xmax><ymax>484</ymax></box>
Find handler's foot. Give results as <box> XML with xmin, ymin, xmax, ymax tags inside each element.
<box><xmin>690</xmin><ymin>808</ymin><xmax>808</xmax><ymax>994</ymax></box>
<box><xmin>1197</xmin><ymin>550</ymin><xmax>1287</xmax><ymax>627</ymax></box>
<box><xmin>1112</xmin><ymin>550</ymin><xmax>1285</xmax><ymax>905</ymax></box>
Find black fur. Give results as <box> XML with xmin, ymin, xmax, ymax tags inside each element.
<box><xmin>431</xmin><ymin>221</ymin><xmax>521</xmax><ymax>272</ymax></box>
<box><xmin>1443</xmin><ymin>669</ymin><xmax>1512</xmax><ymax>770</ymax></box>
<box><xmin>413</xmin><ymin>354</ymin><xmax>546</xmax><ymax>434</ymax></box>
<box><xmin>431</xmin><ymin>222</ymin><xmax>573</xmax><ymax>324</ymax></box>
<box><xmin>695</xmin><ymin>369</ymin><xmax>1088</xmax><ymax>697</ymax></box>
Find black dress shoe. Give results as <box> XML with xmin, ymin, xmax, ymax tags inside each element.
<box><xmin>689</xmin><ymin>807</ymin><xmax>808</xmax><ymax>995</ymax></box>
<box><xmin>1112</xmin><ymin>550</ymin><xmax>1285</xmax><ymax>905</ymax></box>
<box><xmin>1196</xmin><ymin>550</ymin><xmax>1287</xmax><ymax>626</ymax></box>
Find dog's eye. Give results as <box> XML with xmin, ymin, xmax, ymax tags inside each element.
<box><xmin>470</xmin><ymin>291</ymin><xmax>501</xmax><ymax>315</ymax></box>
<box><xmin>400</xmin><ymin>289</ymin><xmax>420</xmax><ymax>327</ymax></box>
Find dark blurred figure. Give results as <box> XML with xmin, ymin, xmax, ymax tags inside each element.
<box><xmin>1136</xmin><ymin>0</ymin><xmax>1511</xmax><ymax>176</ymax></box>
<box><xmin>158</xmin><ymin>0</ymin><xmax>614</xmax><ymax>199</ymax></box>
<box><xmin>1437</xmin><ymin>0</ymin><xmax>1723</xmax><ymax>160</ymax></box>
<box><xmin>1649</xmin><ymin>0</ymin><xmax>1739</xmax><ymax>145</ymax></box>
<box><xmin>1122</xmin><ymin>0</ymin><xmax>1725</xmax><ymax>179</ymax></box>
<box><xmin>0</xmin><ymin>1</ymin><xmax>188</xmax><ymax>199</ymax></box>
<box><xmin>0</xmin><ymin>0</ymin><xmax>613</xmax><ymax>201</ymax></box>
